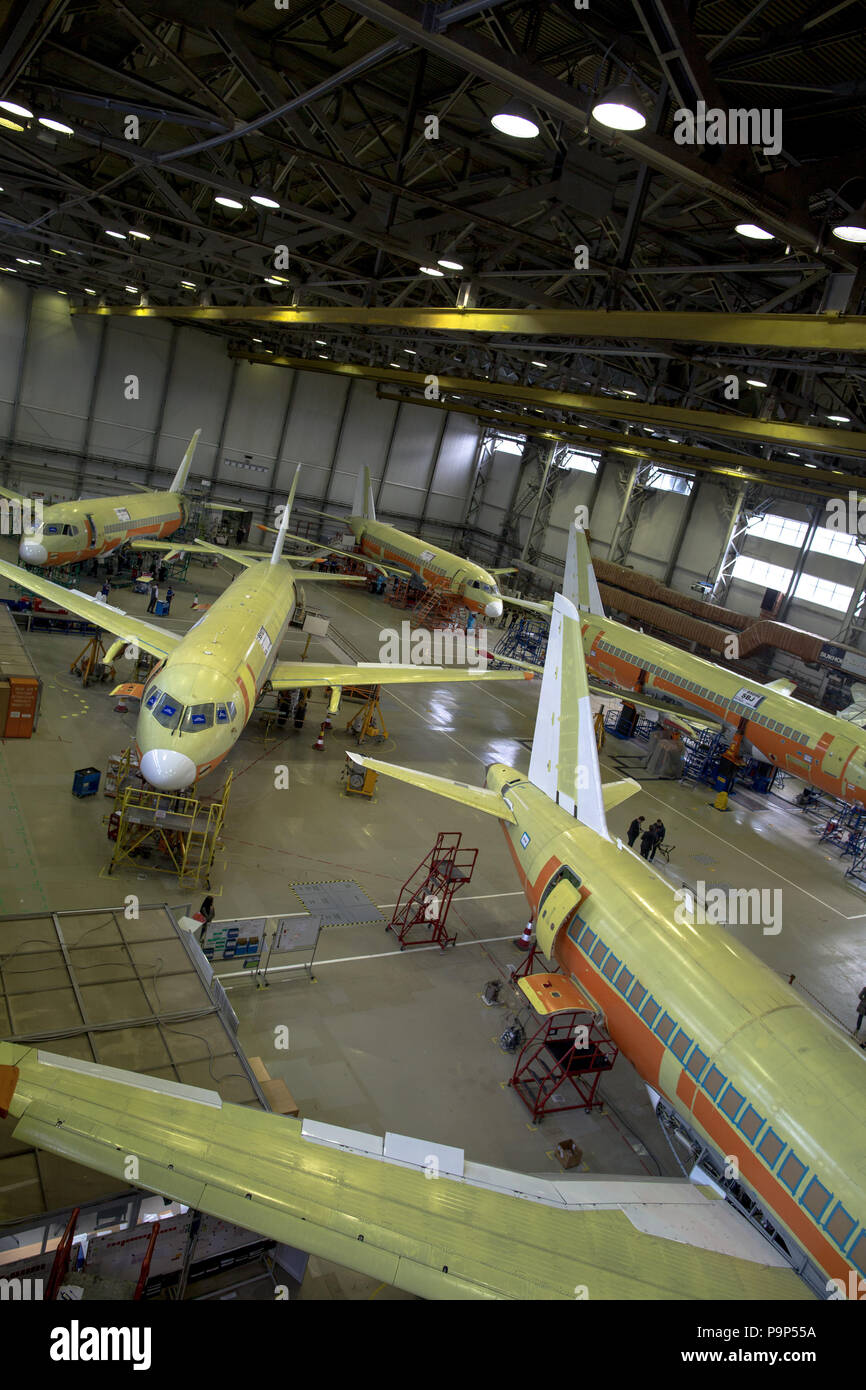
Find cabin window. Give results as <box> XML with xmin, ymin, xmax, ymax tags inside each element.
<box><xmin>216</xmin><ymin>704</ymin><xmax>229</xmax><ymax>724</ymax></box>
<box><xmin>145</xmin><ymin>687</ymin><xmax>163</xmax><ymax>711</ymax></box>
<box><xmin>182</xmin><ymin>703</ymin><xmax>214</xmax><ymax>731</ymax></box>
<box><xmin>45</xmin><ymin>525</ymin><xmax>59</xmax><ymax>534</ymax></box>
<box><xmin>154</xmin><ymin>693</ymin><xmax>183</xmax><ymax>729</ymax></box>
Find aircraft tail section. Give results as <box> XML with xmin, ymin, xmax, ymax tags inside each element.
<box><xmin>528</xmin><ymin>592</ymin><xmax>609</xmax><ymax>838</ymax></box>
<box><xmin>564</xmin><ymin>525</ymin><xmax>605</xmax><ymax>617</ymax></box>
<box><xmin>352</xmin><ymin>465</ymin><xmax>376</xmax><ymax>521</ymax></box>
<box><xmin>169</xmin><ymin>429</ymin><xmax>202</xmax><ymax>493</ymax></box>
<box><xmin>271</xmin><ymin>464</ymin><xmax>302</xmax><ymax>565</ymax></box>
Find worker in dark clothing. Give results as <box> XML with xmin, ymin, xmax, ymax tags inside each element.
<box><xmin>627</xmin><ymin>815</ymin><xmax>645</xmax><ymax>848</ymax></box>
<box><xmin>99</xmin><ymin>580</ymin><xmax>110</xmax><ymax>600</ymax></box>
<box><xmin>158</xmin><ymin>564</ymin><xmax>166</xmax><ymax>583</ymax></box>
<box><xmin>164</xmin><ymin>586</ymin><xmax>174</xmax><ymax>614</ymax></box>
<box><xmin>648</xmin><ymin>819</ymin><xmax>666</xmax><ymax>862</ymax></box>
<box><xmin>293</xmin><ymin>689</ymin><xmax>309</xmax><ymax>730</ymax></box>
<box><xmin>198</xmin><ymin>895</ymin><xmax>215</xmax><ymax>947</ymax></box>
<box><xmin>146</xmin><ymin>581</ymin><xmax>159</xmax><ymax>614</ymax></box>
<box><xmin>855</xmin><ymin>986</ymin><xmax>866</xmax><ymax>1035</ymax></box>
<box><xmin>277</xmin><ymin>691</ymin><xmax>293</xmax><ymax>727</ymax></box>
<box><xmin>640</xmin><ymin>827</ymin><xmax>655</xmax><ymax>859</ymax></box>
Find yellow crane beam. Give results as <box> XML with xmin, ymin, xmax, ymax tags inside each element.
<box><xmin>72</xmin><ymin>304</ymin><xmax>866</xmax><ymax>352</ymax></box>
<box><xmin>225</xmin><ymin>350</ymin><xmax>866</xmax><ymax>460</ymax></box>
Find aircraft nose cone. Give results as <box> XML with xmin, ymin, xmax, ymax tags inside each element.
<box><xmin>140</xmin><ymin>749</ymin><xmax>197</xmax><ymax>790</ymax></box>
<box><xmin>485</xmin><ymin>598</ymin><xmax>503</xmax><ymax>619</ymax></box>
<box><xmin>18</xmin><ymin>539</ymin><xmax>47</xmax><ymax>565</ymax></box>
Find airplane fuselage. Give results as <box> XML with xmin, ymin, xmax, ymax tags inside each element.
<box><xmin>135</xmin><ymin>560</ymin><xmax>296</xmax><ymax>788</ymax></box>
<box><xmin>348</xmin><ymin>517</ymin><xmax>503</xmax><ymax>617</ymax></box>
<box><xmin>19</xmin><ymin>489</ymin><xmax>186</xmax><ymax>567</ymax></box>
<box><xmin>485</xmin><ymin>761</ymin><xmax>865</xmax><ymax>1293</ymax></box>
<box><xmin>583</xmin><ymin>613</ymin><xmax>866</xmax><ymax>805</ymax></box>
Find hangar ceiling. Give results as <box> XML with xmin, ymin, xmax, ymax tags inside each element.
<box><xmin>1</xmin><ymin>0</ymin><xmax>866</xmax><ymax>491</ymax></box>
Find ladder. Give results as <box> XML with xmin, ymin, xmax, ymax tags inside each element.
<box><xmin>386</xmin><ymin>831</ymin><xmax>477</xmax><ymax>950</ymax></box>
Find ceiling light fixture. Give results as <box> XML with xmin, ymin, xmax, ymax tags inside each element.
<box><xmin>0</xmin><ymin>100</ymin><xmax>33</xmax><ymax>119</ymax></box>
<box><xmin>125</xmin><ymin>284</ymin><xmax>138</xmax><ymax>293</ymax></box>
<box><xmin>828</xmin><ymin>414</ymin><xmax>850</xmax><ymax>422</ymax></box>
<box><xmin>128</xmin><ymin>228</ymin><xmax>150</xmax><ymax>240</ymax></box>
<box><xmin>832</xmin><ymin>205</ymin><xmax>866</xmax><ymax>244</ymax></box>
<box><xmin>403</xmin><ymin>348</ymin><xmax>416</xmax><ymax>355</ymax></box>
<box><xmin>490</xmin><ymin>103</ymin><xmax>539</xmax><ymax>139</ymax></box>
<box><xmin>84</xmin><ymin>288</ymin><xmax>96</xmax><ymax>294</ymax></box>
<box><xmin>264</xmin><ymin>277</ymin><xmax>281</xmax><ymax>286</ymax></box>
<box><xmin>314</xmin><ymin>339</ymin><xmax>327</xmax><ymax>346</ymax></box>
<box><xmin>180</xmin><ymin>280</ymin><xmax>196</xmax><ymax>289</ymax></box>
<box><xmin>531</xmin><ymin>360</ymin><xmax>548</xmax><ymax>368</ymax></box>
<box><xmin>591</xmin><ymin>80</ymin><xmax>646</xmax><ymax>132</ymax></box>
<box><xmin>251</xmin><ymin>193</ymin><xmax>280</xmax><ymax>209</ymax></box>
<box><xmin>38</xmin><ymin>116</ymin><xmax>73</xmax><ymax>135</ymax></box>
<box><xmin>215</xmin><ymin>195</ymin><xmax>244</xmax><ymax>210</ymax></box>
<box><xmin>105</xmin><ymin>229</ymin><xmax>126</xmax><ymax>240</ymax></box>
<box><xmin>735</xmin><ymin>223</ymin><xmax>774</xmax><ymax>240</ymax></box>
<box><xmin>746</xmin><ymin>378</ymin><xmax>768</xmax><ymax>388</ymax></box>
<box><xmin>437</xmin><ymin>258</ymin><xmax>464</xmax><ymax>271</ymax></box>
<box><xmin>419</xmin><ymin>265</ymin><xmax>444</xmax><ymax>276</ymax></box>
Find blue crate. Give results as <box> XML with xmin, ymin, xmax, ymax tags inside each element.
<box><xmin>72</xmin><ymin>766</ymin><xmax>101</xmax><ymax>797</ymax></box>
<box><xmin>154</xmin><ymin>599</ymin><xmax>169</xmax><ymax>615</ymax></box>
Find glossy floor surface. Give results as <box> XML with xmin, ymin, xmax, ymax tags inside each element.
<box><xmin>1</xmin><ymin>541</ymin><xmax>864</xmax><ymax>1298</ymax></box>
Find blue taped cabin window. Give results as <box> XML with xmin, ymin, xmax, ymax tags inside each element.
<box><xmin>45</xmin><ymin>524</ymin><xmax>59</xmax><ymax>534</ymax></box>
<box><xmin>183</xmin><ymin>703</ymin><xmax>214</xmax><ymax>731</ymax></box>
<box><xmin>216</xmin><ymin>704</ymin><xmax>229</xmax><ymax>724</ymax></box>
<box><xmin>145</xmin><ymin>687</ymin><xmax>163</xmax><ymax>711</ymax></box>
<box><xmin>154</xmin><ymin>694</ymin><xmax>183</xmax><ymax>729</ymax></box>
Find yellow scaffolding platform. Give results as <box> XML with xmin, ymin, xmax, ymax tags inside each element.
<box><xmin>106</xmin><ymin>773</ymin><xmax>231</xmax><ymax>889</ymax></box>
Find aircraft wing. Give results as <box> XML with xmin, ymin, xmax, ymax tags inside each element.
<box><xmin>269</xmin><ymin>662</ymin><xmax>534</xmax><ymax>690</ymax></box>
<box><xmin>502</xmin><ymin>594</ymin><xmax>552</xmax><ymax>617</ymax></box>
<box><xmin>589</xmin><ymin>683</ymin><xmax>722</xmax><ymax>740</ymax></box>
<box><xmin>257</xmin><ymin>524</ymin><xmax>389</xmax><ymax>577</ymax></box>
<box><xmin>0</xmin><ymin>560</ymin><xmax>182</xmax><ymax>661</ymax></box>
<box><xmin>132</xmin><ymin>537</ymin><xmax>262</xmax><ymax>568</ymax></box>
<box><xmin>0</xmin><ymin>1043</ymin><xmax>810</xmax><ymax>1301</ymax></box>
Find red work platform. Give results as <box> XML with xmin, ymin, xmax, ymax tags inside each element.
<box><xmin>509</xmin><ymin>1002</ymin><xmax>618</xmax><ymax>1122</ymax></box>
<box><xmin>387</xmin><ymin>831</ymin><xmax>477</xmax><ymax>949</ymax></box>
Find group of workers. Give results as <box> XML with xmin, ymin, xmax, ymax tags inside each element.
<box><xmin>626</xmin><ymin>814</ymin><xmax>667</xmax><ymax>862</ymax></box>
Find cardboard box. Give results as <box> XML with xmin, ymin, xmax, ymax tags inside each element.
<box><xmin>248</xmin><ymin>1055</ymin><xmax>271</xmax><ymax>1085</ymax></box>
<box><xmin>261</xmin><ymin>1078</ymin><xmax>300</xmax><ymax>1117</ymax></box>
<box><xmin>555</xmin><ymin>1139</ymin><xmax>583</xmax><ymax>1170</ymax></box>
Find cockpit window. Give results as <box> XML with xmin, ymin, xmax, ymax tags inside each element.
<box><xmin>45</xmin><ymin>525</ymin><xmax>59</xmax><ymax>535</ymax></box>
<box><xmin>61</xmin><ymin>524</ymin><xmax>78</xmax><ymax>536</ymax></box>
<box><xmin>145</xmin><ymin>687</ymin><xmax>163</xmax><ymax>711</ymax></box>
<box><xmin>215</xmin><ymin>702</ymin><xmax>237</xmax><ymax>724</ymax></box>
<box><xmin>182</xmin><ymin>703</ymin><xmax>214</xmax><ymax>731</ymax></box>
<box><xmin>470</xmin><ymin>580</ymin><xmax>495</xmax><ymax>594</ymax></box>
<box><xmin>154</xmin><ymin>693</ymin><xmax>182</xmax><ymax>729</ymax></box>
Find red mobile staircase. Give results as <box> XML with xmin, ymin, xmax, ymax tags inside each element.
<box><xmin>387</xmin><ymin>831</ymin><xmax>477</xmax><ymax>949</ymax></box>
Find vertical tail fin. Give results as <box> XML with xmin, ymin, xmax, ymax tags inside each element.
<box><xmin>563</xmin><ymin>524</ymin><xmax>605</xmax><ymax>617</ymax></box>
<box><xmin>271</xmin><ymin>464</ymin><xmax>302</xmax><ymax>564</ymax></box>
<box><xmin>352</xmin><ymin>466</ymin><xmax>376</xmax><ymax>521</ymax></box>
<box><xmin>528</xmin><ymin>591</ymin><xmax>609</xmax><ymax>838</ymax></box>
<box><xmin>169</xmin><ymin>429</ymin><xmax>202</xmax><ymax>493</ymax></box>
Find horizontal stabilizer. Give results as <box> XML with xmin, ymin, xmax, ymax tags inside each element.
<box><xmin>347</xmin><ymin>753</ymin><xmax>516</xmax><ymax>822</ymax></box>
<box><xmin>489</xmin><ymin>567</ymin><xmax>518</xmax><ymax>576</ymax></box>
<box><xmin>298</xmin><ymin>506</ymin><xmax>350</xmax><ymax>525</ymax></box>
<box><xmin>601</xmin><ymin>778</ymin><xmax>642</xmax><ymax>812</ymax></box>
<box><xmin>502</xmin><ymin>594</ymin><xmax>553</xmax><ymax>617</ymax></box>
<box><xmin>764</xmin><ymin>678</ymin><xmax>796</xmax><ymax>696</ymax></box>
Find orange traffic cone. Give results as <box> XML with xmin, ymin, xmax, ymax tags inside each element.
<box><xmin>312</xmin><ymin>723</ymin><xmax>325</xmax><ymax>751</ymax></box>
<box><xmin>323</xmin><ymin>715</ymin><xmax>333</xmax><ymax>730</ymax></box>
<box><xmin>515</xmin><ymin>920</ymin><xmax>533</xmax><ymax>950</ymax></box>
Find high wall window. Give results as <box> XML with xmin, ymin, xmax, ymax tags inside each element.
<box><xmin>558</xmin><ymin>449</ymin><xmax>599</xmax><ymax>474</ymax></box>
<box><xmin>746</xmin><ymin>514</ymin><xmax>807</xmax><ymax>546</ymax></box>
<box><xmin>810</xmin><ymin>526</ymin><xmax>864</xmax><ymax>562</ymax></box>
<box><xmin>794</xmin><ymin>574</ymin><xmax>854</xmax><ymax>611</ymax></box>
<box><xmin>732</xmin><ymin>556</ymin><xmax>793</xmax><ymax>590</ymax></box>
<box><xmin>490</xmin><ymin>433</ymin><xmax>526</xmax><ymax>457</ymax></box>
<box><xmin>646</xmin><ymin>468</ymin><xmax>694</xmax><ymax>495</ymax></box>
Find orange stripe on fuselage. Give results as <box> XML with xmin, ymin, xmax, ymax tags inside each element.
<box><xmin>501</xmin><ymin>819</ymin><xmax>850</xmax><ymax>1282</ymax></box>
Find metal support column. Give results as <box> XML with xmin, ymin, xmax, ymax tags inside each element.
<box><xmin>419</xmin><ymin>410</ymin><xmax>450</xmax><ymax>528</ymax></box>
<box><xmin>374</xmin><ymin>400</ymin><xmax>402</xmax><ymax>510</ymax></box>
<box><xmin>607</xmin><ymin>461</ymin><xmax>656</xmax><ymax>567</ymax></box>
<box><xmin>77</xmin><ymin>317</ymin><xmax>109</xmax><ymax>494</ymax></box>
<box><xmin>143</xmin><ymin>324</ymin><xmax>179</xmax><ymax>488</ymax></box>
<box><xmin>266</xmin><ymin>368</ymin><xmax>301</xmax><ymax>532</ymax></box>
<box><xmin>322</xmin><ymin>377</ymin><xmax>356</xmax><ymax>507</ymax></box>
<box><xmin>777</xmin><ymin>504</ymin><xmax>823</xmax><ymax>622</ymax></box>
<box><xmin>5</xmin><ymin>286</ymin><xmax>33</xmax><ymax>483</ymax></box>
<box><xmin>210</xmin><ymin>358</ymin><xmax>239</xmax><ymax>484</ymax></box>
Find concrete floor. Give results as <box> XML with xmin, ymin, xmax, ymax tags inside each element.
<box><xmin>2</xmin><ymin>537</ymin><xmax>865</xmax><ymax>1297</ymax></box>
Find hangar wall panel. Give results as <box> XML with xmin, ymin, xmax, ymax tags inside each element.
<box><xmin>378</xmin><ymin>403</ymin><xmax>443</xmax><ymax>520</ymax></box>
<box><xmin>425</xmin><ymin>414</ymin><xmax>480</xmax><ymax>526</ymax></box>
<box><xmin>218</xmin><ymin>361</ymin><xmax>289</xmax><ymax>486</ymax></box>
<box><xmin>156</xmin><ymin>328</ymin><xmax>235</xmax><ymax>483</ymax></box>
<box><xmin>328</xmin><ymin>381</ymin><xmax>398</xmax><ymax>510</ymax></box>
<box><xmin>16</xmin><ymin>291</ymin><xmax>103</xmax><ymax>455</ymax></box>
<box><xmin>88</xmin><ymin>318</ymin><xmax>174</xmax><ymax>462</ymax></box>
<box><xmin>276</xmin><ymin>372</ymin><xmax>351</xmax><ymax>499</ymax></box>
<box><xmin>0</xmin><ymin>279</ymin><xmax>30</xmax><ymax>441</ymax></box>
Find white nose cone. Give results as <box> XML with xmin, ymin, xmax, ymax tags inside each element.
<box><xmin>485</xmin><ymin>598</ymin><xmax>503</xmax><ymax>619</ymax></box>
<box><xmin>140</xmin><ymin>748</ymin><xmax>197</xmax><ymax>790</ymax></box>
<box><xmin>19</xmin><ymin>539</ymin><xmax>47</xmax><ymax>565</ymax></box>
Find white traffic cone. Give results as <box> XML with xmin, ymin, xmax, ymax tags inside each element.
<box><xmin>515</xmin><ymin>920</ymin><xmax>533</xmax><ymax>950</ymax></box>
